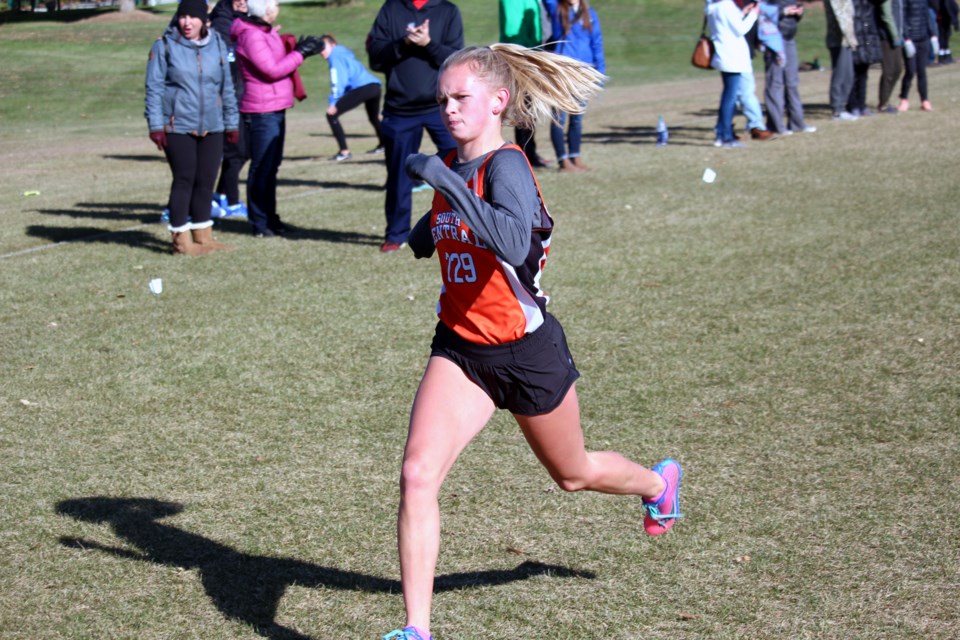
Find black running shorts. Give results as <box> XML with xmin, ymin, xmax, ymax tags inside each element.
<box><xmin>430</xmin><ymin>313</ymin><xmax>581</xmax><ymax>416</ymax></box>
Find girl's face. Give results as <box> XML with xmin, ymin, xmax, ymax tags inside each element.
<box><xmin>178</xmin><ymin>15</ymin><xmax>204</xmax><ymax>40</ymax></box>
<box><xmin>437</xmin><ymin>63</ymin><xmax>508</xmax><ymax>145</ymax></box>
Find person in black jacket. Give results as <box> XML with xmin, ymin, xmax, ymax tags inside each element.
<box><xmin>210</xmin><ymin>0</ymin><xmax>251</xmax><ymax>217</ymax></box>
<box><xmin>898</xmin><ymin>0</ymin><xmax>935</xmax><ymax>110</ymax></box>
<box><xmin>846</xmin><ymin>0</ymin><xmax>884</xmax><ymax>116</ymax></box>
<box><xmin>366</xmin><ymin>0</ymin><xmax>464</xmax><ymax>253</ymax></box>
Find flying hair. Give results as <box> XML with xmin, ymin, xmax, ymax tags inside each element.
<box><xmin>439</xmin><ymin>44</ymin><xmax>607</xmax><ymax>130</ymax></box>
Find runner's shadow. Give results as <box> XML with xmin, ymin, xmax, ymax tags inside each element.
<box><xmin>57</xmin><ymin>496</ymin><xmax>594</xmax><ymax>640</ymax></box>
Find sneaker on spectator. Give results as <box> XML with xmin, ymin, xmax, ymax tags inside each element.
<box><xmin>224</xmin><ymin>202</ymin><xmax>248</xmax><ymax>218</ymax></box>
<box><xmin>801</xmin><ymin>125</ymin><xmax>817</xmax><ymax>133</ymax></box>
<box><xmin>380</xmin><ymin>241</ymin><xmax>407</xmax><ymax>253</ymax></box>
<box><xmin>331</xmin><ymin>151</ymin><xmax>352</xmax><ymax>162</ymax></box>
<box><xmin>832</xmin><ymin>111</ymin><xmax>859</xmax><ymax>121</ymax></box>
<box><xmin>366</xmin><ymin>146</ymin><xmax>385</xmax><ymax>155</ymax></box>
<box><xmin>722</xmin><ymin>140</ymin><xmax>746</xmax><ymax>148</ymax></box>
<box><xmin>713</xmin><ymin>138</ymin><xmax>723</xmax><ymax>147</ymax></box>
<box><xmin>879</xmin><ymin>105</ymin><xmax>899</xmax><ymax>114</ymax></box>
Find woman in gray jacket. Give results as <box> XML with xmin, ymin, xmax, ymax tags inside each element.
<box><xmin>145</xmin><ymin>0</ymin><xmax>239</xmax><ymax>255</ymax></box>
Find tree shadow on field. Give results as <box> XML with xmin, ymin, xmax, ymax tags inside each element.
<box><xmin>583</xmin><ymin>124</ymin><xmax>714</xmax><ymax>147</ymax></box>
<box><xmin>26</xmin><ymin>225</ymin><xmax>168</xmax><ymax>254</ymax></box>
<box><xmin>57</xmin><ymin>497</ymin><xmax>594</xmax><ymax>640</ymax></box>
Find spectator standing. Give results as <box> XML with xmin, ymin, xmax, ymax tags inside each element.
<box><xmin>876</xmin><ymin>0</ymin><xmax>904</xmax><ymax>113</ymax></box>
<box><xmin>733</xmin><ymin>0</ymin><xmax>775</xmax><ymax>141</ymax></box>
<box><xmin>825</xmin><ymin>0</ymin><xmax>861</xmax><ymax>120</ymax></box>
<box><xmin>933</xmin><ymin>0</ymin><xmax>959</xmax><ymax>62</ymax></box>
<box><xmin>499</xmin><ymin>0</ymin><xmax>551</xmax><ymax>168</ymax></box>
<box><xmin>846</xmin><ymin>0</ymin><xmax>884</xmax><ymax>117</ymax></box>
<box><xmin>706</xmin><ymin>0</ymin><xmax>759</xmax><ymax>147</ymax></box>
<box><xmin>366</xmin><ymin>0</ymin><xmax>464</xmax><ymax>253</ymax></box>
<box><xmin>145</xmin><ymin>0</ymin><xmax>239</xmax><ymax>256</ymax></box>
<box><xmin>763</xmin><ymin>0</ymin><xmax>816</xmax><ymax>133</ymax></box>
<box><xmin>210</xmin><ymin>0</ymin><xmax>251</xmax><ymax>217</ymax></box>
<box><xmin>320</xmin><ymin>34</ymin><xmax>385</xmax><ymax>162</ymax></box>
<box><xmin>898</xmin><ymin>0</ymin><xmax>935</xmax><ymax>109</ymax></box>
<box><xmin>542</xmin><ymin>0</ymin><xmax>606</xmax><ymax>170</ymax></box>
<box><xmin>231</xmin><ymin>0</ymin><xmax>323</xmax><ymax>237</ymax></box>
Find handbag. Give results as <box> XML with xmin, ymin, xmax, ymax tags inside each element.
<box><xmin>691</xmin><ymin>17</ymin><xmax>714</xmax><ymax>70</ymax></box>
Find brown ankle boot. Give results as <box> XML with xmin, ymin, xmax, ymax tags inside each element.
<box><xmin>559</xmin><ymin>159</ymin><xmax>581</xmax><ymax>173</ymax></box>
<box><xmin>192</xmin><ymin>226</ymin><xmax>234</xmax><ymax>252</ymax></box>
<box><xmin>171</xmin><ymin>231</ymin><xmax>211</xmax><ymax>256</ymax></box>
<box><xmin>571</xmin><ymin>156</ymin><xmax>590</xmax><ymax>171</ymax></box>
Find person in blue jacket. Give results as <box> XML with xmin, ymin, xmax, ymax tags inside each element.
<box><xmin>145</xmin><ymin>0</ymin><xmax>239</xmax><ymax>255</ymax></box>
<box><xmin>320</xmin><ymin>34</ymin><xmax>385</xmax><ymax>162</ymax></box>
<box><xmin>542</xmin><ymin>0</ymin><xmax>604</xmax><ymax>171</ymax></box>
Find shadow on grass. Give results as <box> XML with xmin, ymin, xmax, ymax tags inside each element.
<box><xmin>34</xmin><ymin>201</ymin><xmax>162</xmax><ymax>225</ymax></box>
<box><xmin>583</xmin><ymin>124</ymin><xmax>715</xmax><ymax>146</ymax></box>
<box><xmin>26</xmin><ymin>225</ymin><xmax>169</xmax><ymax>254</ymax></box>
<box><xmin>103</xmin><ymin>154</ymin><xmax>167</xmax><ymax>164</ymax></box>
<box><xmin>57</xmin><ymin>497</ymin><xmax>594</xmax><ymax>640</ymax></box>
<box><xmin>28</xmin><ymin>202</ymin><xmax>382</xmax><ymax>249</ymax></box>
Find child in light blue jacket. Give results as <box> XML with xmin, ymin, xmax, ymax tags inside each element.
<box><xmin>320</xmin><ymin>34</ymin><xmax>385</xmax><ymax>161</ymax></box>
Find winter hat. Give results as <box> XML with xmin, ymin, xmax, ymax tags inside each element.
<box><xmin>177</xmin><ymin>0</ymin><xmax>209</xmax><ymax>20</ymax></box>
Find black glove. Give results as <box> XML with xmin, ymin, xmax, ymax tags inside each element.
<box><xmin>295</xmin><ymin>35</ymin><xmax>324</xmax><ymax>59</ymax></box>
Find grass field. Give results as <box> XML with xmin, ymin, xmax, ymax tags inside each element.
<box><xmin>2</xmin><ymin>2</ymin><xmax>959</xmax><ymax>639</ymax></box>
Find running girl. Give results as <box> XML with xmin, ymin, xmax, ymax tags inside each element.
<box><xmin>382</xmin><ymin>44</ymin><xmax>683</xmax><ymax>640</ymax></box>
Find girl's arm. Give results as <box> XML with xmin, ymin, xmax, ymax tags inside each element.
<box><xmin>144</xmin><ymin>38</ymin><xmax>168</xmax><ymax>132</ymax></box>
<box><xmin>406</xmin><ymin>150</ymin><xmax>537</xmax><ymax>266</ymax></box>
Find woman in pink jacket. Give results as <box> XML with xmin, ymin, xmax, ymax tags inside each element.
<box><xmin>231</xmin><ymin>0</ymin><xmax>323</xmax><ymax>237</ymax></box>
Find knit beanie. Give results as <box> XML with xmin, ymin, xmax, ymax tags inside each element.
<box><xmin>177</xmin><ymin>0</ymin><xmax>209</xmax><ymax>20</ymax></box>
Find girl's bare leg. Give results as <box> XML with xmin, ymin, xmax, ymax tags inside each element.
<box><xmin>398</xmin><ymin>356</ymin><xmax>496</xmax><ymax>633</ymax></box>
<box><xmin>514</xmin><ymin>384</ymin><xmax>665</xmax><ymax>497</ymax></box>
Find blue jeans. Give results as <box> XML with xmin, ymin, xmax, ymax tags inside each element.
<box><xmin>549</xmin><ymin>111</ymin><xmax>583</xmax><ymax>161</ymax></box>
<box><xmin>717</xmin><ymin>72</ymin><xmax>741</xmax><ymax>143</ymax></box>
<box><xmin>245</xmin><ymin>110</ymin><xmax>286</xmax><ymax>235</ymax></box>
<box><xmin>381</xmin><ymin>109</ymin><xmax>455</xmax><ymax>244</ymax></box>
<box><xmin>737</xmin><ymin>68</ymin><xmax>765</xmax><ymax>130</ymax></box>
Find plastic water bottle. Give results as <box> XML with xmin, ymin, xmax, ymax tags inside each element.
<box><xmin>656</xmin><ymin>115</ymin><xmax>668</xmax><ymax>147</ymax></box>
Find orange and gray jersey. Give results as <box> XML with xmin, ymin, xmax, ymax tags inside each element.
<box><xmin>430</xmin><ymin>145</ymin><xmax>553</xmax><ymax>345</ymax></box>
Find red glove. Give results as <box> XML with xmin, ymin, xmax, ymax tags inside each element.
<box><xmin>225</xmin><ymin>130</ymin><xmax>239</xmax><ymax>145</ymax></box>
<box><xmin>149</xmin><ymin>130</ymin><xmax>167</xmax><ymax>150</ymax></box>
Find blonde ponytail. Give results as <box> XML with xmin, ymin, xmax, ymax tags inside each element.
<box><xmin>440</xmin><ymin>44</ymin><xmax>606</xmax><ymax>129</ymax></box>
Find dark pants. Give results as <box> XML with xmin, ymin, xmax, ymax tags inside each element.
<box><xmin>900</xmin><ymin>39</ymin><xmax>930</xmax><ymax>101</ymax></box>
<box><xmin>245</xmin><ymin>110</ymin><xmax>286</xmax><ymax>235</ymax></box>
<box><xmin>326</xmin><ymin>82</ymin><xmax>383</xmax><ymax>152</ymax></box>
<box><xmin>878</xmin><ymin>38</ymin><xmax>904</xmax><ymax>108</ymax></box>
<box><xmin>515</xmin><ymin>126</ymin><xmax>542</xmax><ymax>165</ymax></box>
<box><xmin>164</xmin><ymin>132</ymin><xmax>223</xmax><ymax>229</ymax></box>
<box><xmin>215</xmin><ymin>116</ymin><xmax>250</xmax><ymax>206</ymax></box>
<box><xmin>380</xmin><ymin>109</ymin><xmax>455</xmax><ymax>244</ymax></box>
<box><xmin>847</xmin><ymin>62</ymin><xmax>871</xmax><ymax>113</ymax></box>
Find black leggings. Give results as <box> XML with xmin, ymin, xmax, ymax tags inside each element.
<box><xmin>326</xmin><ymin>82</ymin><xmax>383</xmax><ymax>151</ymax></box>
<box><xmin>164</xmin><ymin>132</ymin><xmax>223</xmax><ymax>228</ymax></box>
<box><xmin>215</xmin><ymin>120</ymin><xmax>249</xmax><ymax>206</ymax></box>
<box><xmin>900</xmin><ymin>39</ymin><xmax>930</xmax><ymax>102</ymax></box>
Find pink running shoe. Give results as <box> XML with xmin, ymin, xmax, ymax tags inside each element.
<box><xmin>643</xmin><ymin>459</ymin><xmax>683</xmax><ymax>536</ymax></box>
